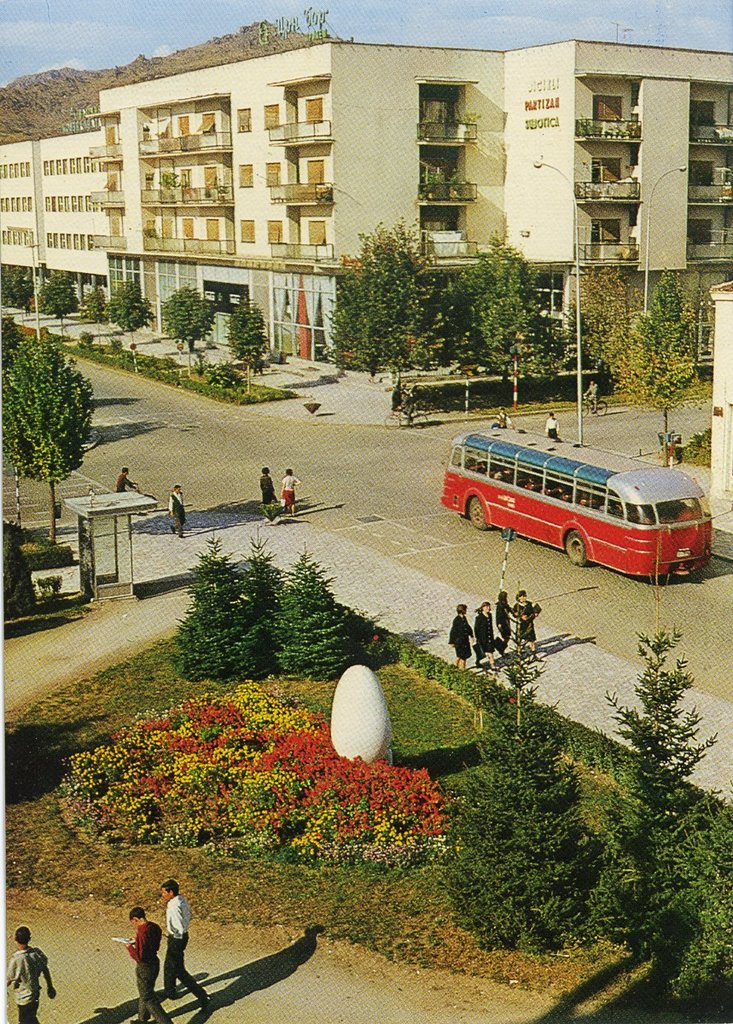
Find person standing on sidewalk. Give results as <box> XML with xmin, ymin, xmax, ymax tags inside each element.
<box><xmin>6</xmin><ymin>925</ymin><xmax>56</xmax><ymax>1024</ymax></box>
<box><xmin>544</xmin><ymin>412</ymin><xmax>560</xmax><ymax>441</ymax></box>
<box><xmin>473</xmin><ymin>602</ymin><xmax>496</xmax><ymax>671</ymax></box>
<box><xmin>161</xmin><ymin>879</ymin><xmax>209</xmax><ymax>1011</ymax></box>
<box><xmin>125</xmin><ymin>907</ymin><xmax>173</xmax><ymax>1024</ymax></box>
<box><xmin>448</xmin><ymin>604</ymin><xmax>473</xmax><ymax>671</ymax></box>
<box><xmin>494</xmin><ymin>591</ymin><xmax>512</xmax><ymax>656</ymax></box>
<box><xmin>512</xmin><ymin>590</ymin><xmax>541</xmax><ymax>656</ymax></box>
<box><xmin>168</xmin><ymin>485</ymin><xmax>186</xmax><ymax>537</ymax></box>
<box><xmin>281</xmin><ymin>468</ymin><xmax>301</xmax><ymax>515</ymax></box>
<box><xmin>259</xmin><ymin>467</ymin><xmax>276</xmax><ymax>506</ymax></box>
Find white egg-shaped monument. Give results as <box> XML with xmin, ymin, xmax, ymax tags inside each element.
<box><xmin>330</xmin><ymin>664</ymin><xmax>392</xmax><ymax>763</ymax></box>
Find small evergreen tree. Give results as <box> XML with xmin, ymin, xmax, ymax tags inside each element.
<box><xmin>228</xmin><ymin>300</ymin><xmax>268</xmax><ymax>389</ymax></box>
<box><xmin>237</xmin><ymin>535</ymin><xmax>283</xmax><ymax>677</ymax></box>
<box><xmin>275</xmin><ymin>550</ymin><xmax>350</xmax><ymax>679</ymax></box>
<box><xmin>3</xmin><ymin>521</ymin><xmax>35</xmax><ymax>620</ymax></box>
<box><xmin>162</xmin><ymin>286</ymin><xmax>214</xmax><ymax>355</ymax></box>
<box><xmin>106</xmin><ymin>281</ymin><xmax>153</xmax><ymax>346</ymax></box>
<box><xmin>38</xmin><ymin>271</ymin><xmax>78</xmax><ymax>336</ymax></box>
<box><xmin>175</xmin><ymin>539</ymin><xmax>249</xmax><ymax>680</ymax></box>
<box><xmin>78</xmin><ymin>287</ymin><xmax>108</xmax><ymax>325</ymax></box>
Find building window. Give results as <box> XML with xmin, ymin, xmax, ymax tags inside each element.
<box><xmin>199</xmin><ymin>112</ymin><xmax>216</xmax><ymax>134</ymax></box>
<box><xmin>268</xmin><ymin>220</ymin><xmax>283</xmax><ymax>243</ymax></box>
<box><xmin>689</xmin><ymin>161</ymin><xmax>714</xmax><ymax>185</ymax></box>
<box><xmin>536</xmin><ymin>271</ymin><xmax>564</xmax><ymax>317</ymax></box>
<box><xmin>109</xmin><ymin>255</ymin><xmax>141</xmax><ymax>291</ymax></box>
<box><xmin>308</xmin><ymin>220</ymin><xmax>327</xmax><ymax>245</ymax></box>
<box><xmin>591</xmin><ymin>157</ymin><xmax>621</xmax><ymax>182</ymax></box>
<box><xmin>307</xmin><ymin>159</ymin><xmax>325</xmax><ymax>184</ymax></box>
<box><xmin>305</xmin><ymin>97</ymin><xmax>323</xmax><ymax>122</ymax></box>
<box><xmin>690</xmin><ymin>100</ymin><xmax>715</xmax><ymax>126</ymax></box>
<box><xmin>591</xmin><ymin>219</ymin><xmax>621</xmax><ymax>243</ymax></box>
<box><xmin>240</xmin><ymin>219</ymin><xmax>255</xmax><ymax>243</ymax></box>
<box><xmin>239</xmin><ymin>164</ymin><xmax>254</xmax><ymax>187</ymax></box>
<box><xmin>264</xmin><ymin>103</ymin><xmax>280</xmax><ymax>129</ymax></box>
<box><xmin>688</xmin><ymin>219</ymin><xmax>712</xmax><ymax>244</ymax></box>
<box><xmin>265</xmin><ymin>162</ymin><xmax>281</xmax><ymax>187</ymax></box>
<box><xmin>593</xmin><ymin>95</ymin><xmax>623</xmax><ymax>121</ymax></box>
<box><xmin>177</xmin><ymin>115</ymin><xmax>190</xmax><ymax>136</ymax></box>
<box><xmin>237</xmin><ymin>108</ymin><xmax>252</xmax><ymax>132</ymax></box>
<box><xmin>43</xmin><ymin>160</ymin><xmax>50</xmax><ymax>175</ymax></box>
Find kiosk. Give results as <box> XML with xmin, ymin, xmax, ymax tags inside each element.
<box><xmin>64</xmin><ymin>491</ymin><xmax>157</xmax><ymax>600</ymax></box>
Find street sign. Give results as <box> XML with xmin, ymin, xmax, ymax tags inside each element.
<box><xmin>501</xmin><ymin>528</ymin><xmax>517</xmax><ymax>541</ymax></box>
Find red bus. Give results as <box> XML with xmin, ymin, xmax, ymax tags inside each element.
<box><xmin>442</xmin><ymin>430</ymin><xmax>712</xmax><ymax>577</ymax></box>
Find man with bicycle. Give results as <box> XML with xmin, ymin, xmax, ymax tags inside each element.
<box><xmin>584</xmin><ymin>379</ymin><xmax>599</xmax><ymax>414</ymax></box>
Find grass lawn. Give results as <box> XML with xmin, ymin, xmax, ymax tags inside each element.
<box><xmin>6</xmin><ymin>640</ymin><xmax>650</xmax><ymax>1009</ymax></box>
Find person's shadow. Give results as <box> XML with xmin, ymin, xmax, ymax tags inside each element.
<box><xmin>80</xmin><ymin>927</ymin><xmax>323</xmax><ymax>1024</ymax></box>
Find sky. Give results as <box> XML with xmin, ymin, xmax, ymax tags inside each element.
<box><xmin>0</xmin><ymin>0</ymin><xmax>731</xmax><ymax>86</ymax></box>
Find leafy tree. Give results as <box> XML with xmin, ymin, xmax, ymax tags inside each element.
<box><xmin>617</xmin><ymin>272</ymin><xmax>696</xmax><ymax>433</ymax></box>
<box><xmin>275</xmin><ymin>550</ymin><xmax>351</xmax><ymax>679</ymax></box>
<box><xmin>1</xmin><ymin>266</ymin><xmax>34</xmax><ymax>312</ymax></box>
<box><xmin>568</xmin><ymin>266</ymin><xmax>637</xmax><ymax>383</ymax></box>
<box><xmin>78</xmin><ymin>286</ymin><xmax>108</xmax><ymax>325</ymax></box>
<box><xmin>228</xmin><ymin>299</ymin><xmax>268</xmax><ymax>390</ymax></box>
<box><xmin>3</xmin><ymin>521</ymin><xmax>35</xmax><ymax>620</ymax></box>
<box><xmin>176</xmin><ymin>539</ymin><xmax>250</xmax><ymax>680</ymax></box>
<box><xmin>162</xmin><ymin>286</ymin><xmax>214</xmax><ymax>355</ymax></box>
<box><xmin>2</xmin><ymin>336</ymin><xmax>93</xmax><ymax>542</ymax></box>
<box><xmin>1</xmin><ymin>316</ymin><xmax>24</xmax><ymax>371</ymax></box>
<box><xmin>38</xmin><ymin>271</ymin><xmax>78</xmax><ymax>336</ymax></box>
<box><xmin>448</xmin><ymin>691</ymin><xmax>600</xmax><ymax>953</ymax></box>
<box><xmin>331</xmin><ymin>221</ymin><xmax>432</xmax><ymax>377</ymax></box>
<box><xmin>106</xmin><ymin>280</ymin><xmax>153</xmax><ymax>346</ymax></box>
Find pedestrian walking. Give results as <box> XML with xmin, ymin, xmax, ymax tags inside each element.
<box><xmin>115</xmin><ymin>467</ymin><xmax>140</xmax><ymax>493</ymax></box>
<box><xmin>448</xmin><ymin>604</ymin><xmax>473</xmax><ymax>671</ymax></box>
<box><xmin>168</xmin><ymin>485</ymin><xmax>186</xmax><ymax>537</ymax></box>
<box><xmin>124</xmin><ymin>907</ymin><xmax>173</xmax><ymax>1024</ymax></box>
<box><xmin>281</xmin><ymin>468</ymin><xmax>301</xmax><ymax>515</ymax></box>
<box><xmin>494</xmin><ymin>590</ymin><xmax>512</xmax><ymax>655</ymax></box>
<box><xmin>512</xmin><ymin>590</ymin><xmax>541</xmax><ymax>655</ymax></box>
<box><xmin>259</xmin><ymin>467</ymin><xmax>276</xmax><ymax>506</ymax></box>
<box><xmin>6</xmin><ymin>926</ymin><xmax>56</xmax><ymax>1024</ymax></box>
<box><xmin>390</xmin><ymin>382</ymin><xmax>402</xmax><ymax>412</ymax></box>
<box><xmin>544</xmin><ymin>412</ymin><xmax>560</xmax><ymax>441</ymax></box>
<box><xmin>473</xmin><ymin>602</ymin><xmax>496</xmax><ymax>670</ymax></box>
<box><xmin>161</xmin><ymin>879</ymin><xmax>209</xmax><ymax>1011</ymax></box>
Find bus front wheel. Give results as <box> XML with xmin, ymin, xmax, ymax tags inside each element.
<box><xmin>467</xmin><ymin>497</ymin><xmax>490</xmax><ymax>531</ymax></box>
<box><xmin>565</xmin><ymin>530</ymin><xmax>588</xmax><ymax>566</ymax></box>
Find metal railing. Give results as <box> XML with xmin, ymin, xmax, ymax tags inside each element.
<box><xmin>268</xmin><ymin>120</ymin><xmax>332</xmax><ymax>144</ymax></box>
<box><xmin>418</xmin><ymin>181</ymin><xmax>477</xmax><ymax>202</ymax></box>
<box><xmin>579</xmin><ymin>242</ymin><xmax>640</xmax><ymax>262</ymax></box>
<box><xmin>139</xmin><ymin>132</ymin><xmax>232</xmax><ymax>155</ymax></box>
<box><xmin>270</xmin><ymin>242</ymin><xmax>335</xmax><ymax>260</ymax></box>
<box><xmin>417</xmin><ymin>121</ymin><xmax>478</xmax><ymax>142</ymax></box>
<box><xmin>269</xmin><ymin>183</ymin><xmax>334</xmax><ymax>204</ymax></box>
<box><xmin>142</xmin><ymin>236</ymin><xmax>235</xmax><ymax>255</ymax></box>
<box><xmin>90</xmin><ymin>191</ymin><xmax>126</xmax><ymax>206</ymax></box>
<box><xmin>689</xmin><ymin>124</ymin><xmax>733</xmax><ymax>143</ymax></box>
<box><xmin>575</xmin><ymin>118</ymin><xmax>641</xmax><ymax>140</ymax></box>
<box><xmin>422</xmin><ymin>238</ymin><xmax>478</xmax><ymax>260</ymax></box>
<box><xmin>688</xmin><ymin>183</ymin><xmax>733</xmax><ymax>202</ymax></box>
<box><xmin>140</xmin><ymin>185</ymin><xmax>234</xmax><ymax>205</ymax></box>
<box><xmin>574</xmin><ymin>180</ymin><xmax>640</xmax><ymax>201</ymax></box>
<box><xmin>89</xmin><ymin>142</ymin><xmax>123</xmax><ymax>160</ymax></box>
<box><xmin>687</xmin><ymin>240</ymin><xmax>733</xmax><ymax>260</ymax></box>
<box><xmin>92</xmin><ymin>234</ymin><xmax>127</xmax><ymax>249</ymax></box>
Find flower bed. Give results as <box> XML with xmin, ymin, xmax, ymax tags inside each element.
<box><xmin>62</xmin><ymin>682</ymin><xmax>447</xmax><ymax>865</ymax></box>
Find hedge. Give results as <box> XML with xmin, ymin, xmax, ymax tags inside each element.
<box><xmin>406</xmin><ymin>372</ymin><xmax>597</xmax><ymax>413</ymax></box>
<box><xmin>21</xmin><ymin>536</ymin><xmax>75</xmax><ymax>571</ymax></box>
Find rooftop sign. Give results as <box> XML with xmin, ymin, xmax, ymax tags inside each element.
<box><xmin>259</xmin><ymin>8</ymin><xmax>329</xmax><ymax>44</ymax></box>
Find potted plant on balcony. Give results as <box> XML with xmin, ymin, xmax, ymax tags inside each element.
<box><xmin>160</xmin><ymin>172</ymin><xmax>179</xmax><ymax>203</ymax></box>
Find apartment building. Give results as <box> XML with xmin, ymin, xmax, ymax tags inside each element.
<box><xmin>1</xmin><ymin>38</ymin><xmax>731</xmax><ymax>359</ymax></box>
<box><xmin>0</xmin><ymin>140</ymin><xmax>42</xmax><ymax>273</ymax></box>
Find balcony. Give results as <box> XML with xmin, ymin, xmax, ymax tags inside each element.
<box><xmin>421</xmin><ymin>231</ymin><xmax>478</xmax><ymax>261</ymax></box>
<box><xmin>142</xmin><ymin>235</ymin><xmax>235</xmax><ymax>255</ymax></box>
<box><xmin>270</xmin><ymin>242</ymin><xmax>335</xmax><ymax>261</ymax></box>
<box><xmin>687</xmin><ymin>240</ymin><xmax>733</xmax><ymax>260</ymax></box>
<box><xmin>268</xmin><ymin>120</ymin><xmax>332</xmax><ymax>145</ymax></box>
<box><xmin>92</xmin><ymin>234</ymin><xmax>127</xmax><ymax>250</ymax></box>
<box><xmin>417</xmin><ymin>122</ymin><xmax>477</xmax><ymax>143</ymax></box>
<box><xmin>139</xmin><ymin>132</ymin><xmax>232</xmax><ymax>156</ymax></box>
<box><xmin>574</xmin><ymin>180</ymin><xmax>640</xmax><ymax>201</ymax></box>
<box><xmin>575</xmin><ymin>119</ymin><xmax>641</xmax><ymax>140</ymax></box>
<box><xmin>90</xmin><ymin>190</ymin><xmax>126</xmax><ymax>207</ymax></box>
<box><xmin>140</xmin><ymin>185</ymin><xmax>234</xmax><ymax>206</ymax></box>
<box><xmin>688</xmin><ymin>183</ymin><xmax>733</xmax><ymax>203</ymax></box>
<box><xmin>689</xmin><ymin>124</ymin><xmax>733</xmax><ymax>144</ymax></box>
<box><xmin>89</xmin><ymin>142</ymin><xmax>123</xmax><ymax>161</ymax></box>
<box><xmin>418</xmin><ymin>181</ymin><xmax>477</xmax><ymax>203</ymax></box>
<box><xmin>579</xmin><ymin>242</ymin><xmax>640</xmax><ymax>263</ymax></box>
<box><xmin>269</xmin><ymin>183</ymin><xmax>334</xmax><ymax>204</ymax></box>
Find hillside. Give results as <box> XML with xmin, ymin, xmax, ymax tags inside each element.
<box><xmin>0</xmin><ymin>22</ymin><xmax>329</xmax><ymax>144</ymax></box>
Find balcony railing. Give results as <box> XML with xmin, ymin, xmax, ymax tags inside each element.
<box><xmin>140</xmin><ymin>185</ymin><xmax>234</xmax><ymax>206</ymax></box>
<box><xmin>90</xmin><ymin>190</ymin><xmax>126</xmax><ymax>206</ymax></box>
<box><xmin>417</xmin><ymin>121</ymin><xmax>478</xmax><ymax>143</ymax></box>
<box><xmin>142</xmin><ymin>235</ymin><xmax>235</xmax><ymax>255</ymax></box>
<box><xmin>269</xmin><ymin>183</ymin><xmax>334</xmax><ymax>204</ymax></box>
<box><xmin>688</xmin><ymin>183</ymin><xmax>733</xmax><ymax>203</ymax></box>
<box><xmin>579</xmin><ymin>242</ymin><xmax>640</xmax><ymax>262</ymax></box>
<box><xmin>687</xmin><ymin>240</ymin><xmax>733</xmax><ymax>260</ymax></box>
<box><xmin>575</xmin><ymin>118</ymin><xmax>641</xmax><ymax>140</ymax></box>
<box><xmin>270</xmin><ymin>242</ymin><xmax>335</xmax><ymax>261</ymax></box>
<box><xmin>139</xmin><ymin>132</ymin><xmax>232</xmax><ymax>156</ymax></box>
<box><xmin>421</xmin><ymin>232</ymin><xmax>478</xmax><ymax>260</ymax></box>
<box><xmin>89</xmin><ymin>142</ymin><xmax>123</xmax><ymax>160</ymax></box>
<box><xmin>574</xmin><ymin>180</ymin><xmax>640</xmax><ymax>201</ymax></box>
<box><xmin>418</xmin><ymin>181</ymin><xmax>477</xmax><ymax>202</ymax></box>
<box><xmin>92</xmin><ymin>234</ymin><xmax>127</xmax><ymax>250</ymax></box>
<box><xmin>268</xmin><ymin>120</ymin><xmax>332</xmax><ymax>145</ymax></box>
<box><xmin>689</xmin><ymin>124</ymin><xmax>733</xmax><ymax>144</ymax></box>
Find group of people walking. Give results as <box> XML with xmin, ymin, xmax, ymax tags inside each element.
<box><xmin>449</xmin><ymin>590</ymin><xmax>541</xmax><ymax>671</ymax></box>
<box><xmin>259</xmin><ymin>466</ymin><xmax>301</xmax><ymax>515</ymax></box>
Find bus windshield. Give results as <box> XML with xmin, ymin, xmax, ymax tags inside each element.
<box><xmin>656</xmin><ymin>497</ymin><xmax>709</xmax><ymax>524</ymax></box>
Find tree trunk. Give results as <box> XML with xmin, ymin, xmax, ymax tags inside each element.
<box><xmin>49</xmin><ymin>480</ymin><xmax>57</xmax><ymax>544</ymax></box>
<box><xmin>247</xmin><ymin>364</ymin><xmax>251</xmax><ymax>394</ymax></box>
<box><xmin>663</xmin><ymin>408</ymin><xmax>669</xmax><ymax>435</ymax></box>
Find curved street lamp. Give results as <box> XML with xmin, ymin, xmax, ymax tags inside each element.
<box><xmin>534</xmin><ymin>160</ymin><xmax>583</xmax><ymax>445</ymax></box>
<box><xmin>643</xmin><ymin>165</ymin><xmax>687</xmax><ymax>312</ymax></box>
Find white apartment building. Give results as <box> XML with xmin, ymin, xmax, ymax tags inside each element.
<box><xmin>1</xmin><ymin>38</ymin><xmax>731</xmax><ymax>359</ymax></box>
<box><xmin>711</xmin><ymin>280</ymin><xmax>733</xmax><ymax>500</ymax></box>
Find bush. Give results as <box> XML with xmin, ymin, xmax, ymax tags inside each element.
<box><xmin>21</xmin><ymin>536</ymin><xmax>75</xmax><ymax>571</ymax></box>
<box><xmin>109</xmin><ymin>335</ymin><xmax>123</xmax><ymax>354</ymax></box>
<box><xmin>34</xmin><ymin>575</ymin><xmax>62</xmax><ymax>599</ymax></box>
<box><xmin>78</xmin><ymin>331</ymin><xmax>95</xmax><ymax>348</ymax></box>
<box><xmin>205</xmin><ymin>363</ymin><xmax>242</xmax><ymax>389</ymax></box>
<box><xmin>3</xmin><ymin>522</ymin><xmax>35</xmax><ymax>619</ymax></box>
<box><xmin>683</xmin><ymin>428</ymin><xmax>711</xmax><ymax>467</ymax></box>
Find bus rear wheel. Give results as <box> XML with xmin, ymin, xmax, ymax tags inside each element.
<box><xmin>467</xmin><ymin>497</ymin><xmax>490</xmax><ymax>531</ymax></box>
<box><xmin>565</xmin><ymin>530</ymin><xmax>588</xmax><ymax>566</ymax></box>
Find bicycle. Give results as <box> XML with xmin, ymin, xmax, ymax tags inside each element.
<box><xmin>583</xmin><ymin>398</ymin><xmax>608</xmax><ymax>417</ymax></box>
<box><xmin>383</xmin><ymin>405</ymin><xmax>429</xmax><ymax>428</ymax></box>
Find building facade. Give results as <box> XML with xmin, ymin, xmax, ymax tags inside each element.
<box><xmin>711</xmin><ymin>280</ymin><xmax>733</xmax><ymax>501</ymax></box>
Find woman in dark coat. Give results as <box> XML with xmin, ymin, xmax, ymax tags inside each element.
<box><xmin>449</xmin><ymin>604</ymin><xmax>473</xmax><ymax>671</ymax></box>
<box><xmin>512</xmin><ymin>590</ymin><xmax>540</xmax><ymax>655</ymax></box>
<box><xmin>259</xmin><ymin>467</ymin><xmax>276</xmax><ymax>505</ymax></box>
<box><xmin>494</xmin><ymin>590</ymin><xmax>512</xmax><ymax>655</ymax></box>
<box><xmin>473</xmin><ymin>602</ymin><xmax>496</xmax><ymax>670</ymax></box>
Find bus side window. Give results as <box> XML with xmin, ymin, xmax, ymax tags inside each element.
<box><xmin>606</xmin><ymin>490</ymin><xmax>624</xmax><ymax>519</ymax></box>
<box><xmin>544</xmin><ymin>473</ymin><xmax>572</xmax><ymax>501</ymax></box>
<box><xmin>517</xmin><ymin>467</ymin><xmax>543</xmax><ymax>492</ymax></box>
<box><xmin>450</xmin><ymin>446</ymin><xmax>463</xmax><ymax>468</ymax></box>
<box><xmin>577</xmin><ymin>485</ymin><xmax>605</xmax><ymax>510</ymax></box>
<box><xmin>465</xmin><ymin>446</ymin><xmax>485</xmax><ymax>472</ymax></box>
<box><xmin>489</xmin><ymin>455</ymin><xmax>514</xmax><ymax>483</ymax></box>
<box><xmin>627</xmin><ymin>503</ymin><xmax>655</xmax><ymax>524</ymax></box>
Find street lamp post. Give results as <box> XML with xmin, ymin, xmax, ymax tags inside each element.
<box><xmin>28</xmin><ymin>242</ymin><xmax>42</xmax><ymax>341</ymax></box>
<box><xmin>643</xmin><ymin>166</ymin><xmax>687</xmax><ymax>312</ymax></box>
<box><xmin>534</xmin><ymin>160</ymin><xmax>583</xmax><ymax>444</ymax></box>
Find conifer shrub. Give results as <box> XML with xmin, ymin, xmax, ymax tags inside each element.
<box><xmin>3</xmin><ymin>521</ymin><xmax>35</xmax><ymax>620</ymax></box>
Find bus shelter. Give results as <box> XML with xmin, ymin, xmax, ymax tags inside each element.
<box><xmin>64</xmin><ymin>491</ymin><xmax>157</xmax><ymax>600</ymax></box>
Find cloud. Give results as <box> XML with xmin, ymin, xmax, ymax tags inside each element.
<box><xmin>152</xmin><ymin>44</ymin><xmax>172</xmax><ymax>57</ymax></box>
